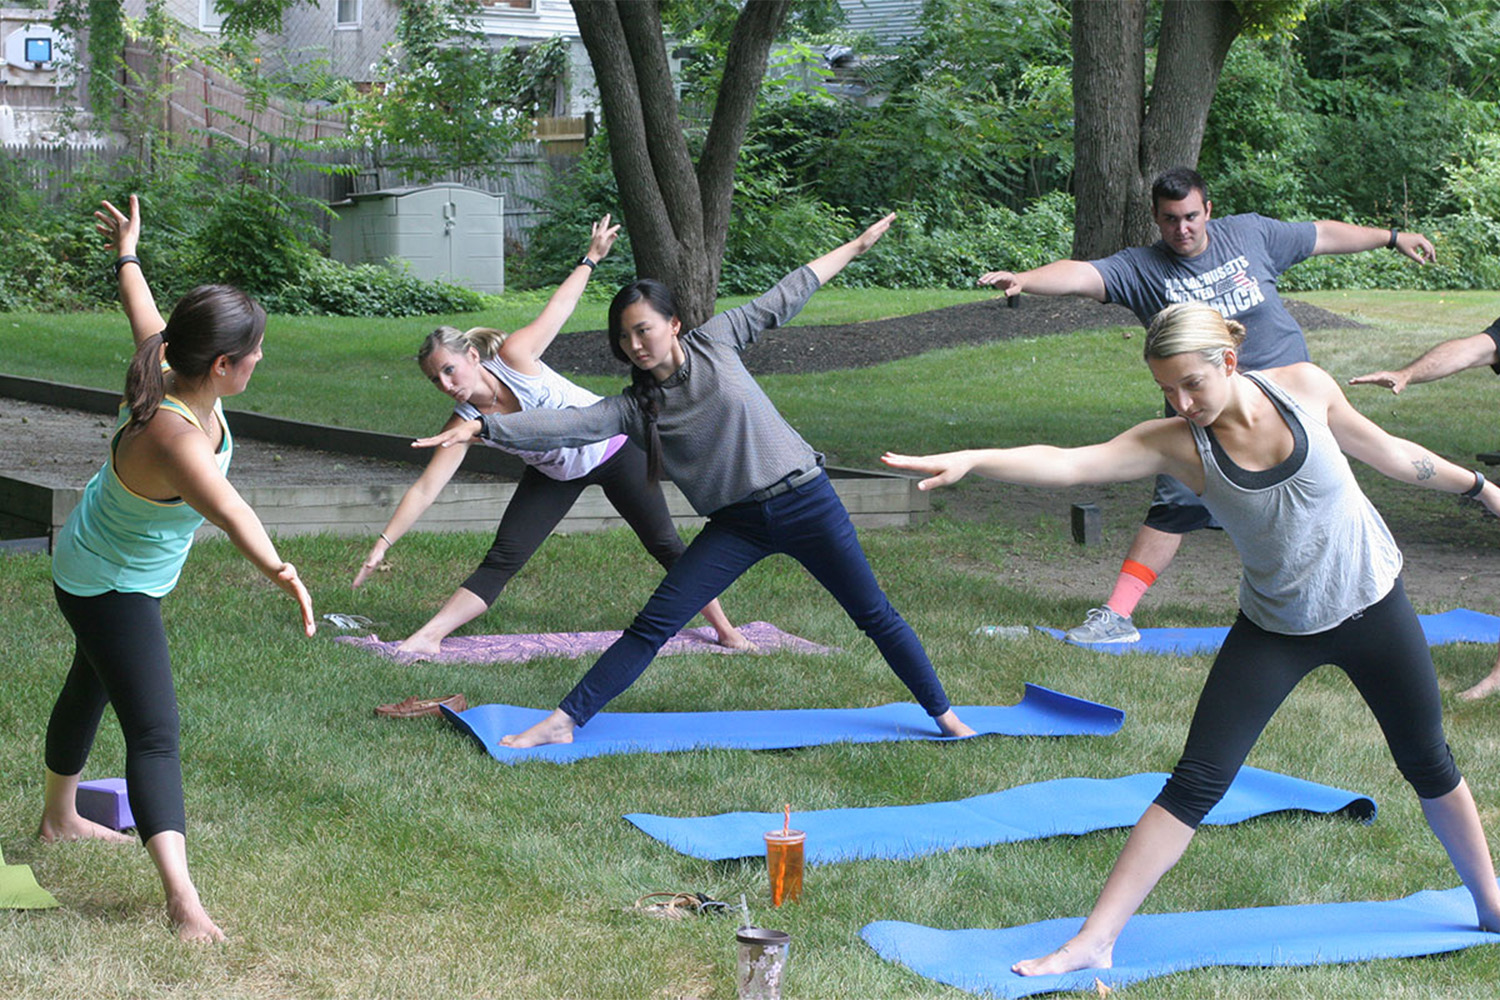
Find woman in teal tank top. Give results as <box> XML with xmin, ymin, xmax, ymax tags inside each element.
<box><xmin>39</xmin><ymin>196</ymin><xmax>315</xmax><ymax>944</ymax></box>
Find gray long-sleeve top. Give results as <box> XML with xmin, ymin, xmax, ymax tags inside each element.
<box><xmin>477</xmin><ymin>266</ymin><xmax>824</xmax><ymax>515</ymax></box>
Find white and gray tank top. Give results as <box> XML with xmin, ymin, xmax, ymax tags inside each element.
<box><xmin>1189</xmin><ymin>370</ymin><xmax>1402</xmax><ymax>635</ymax></box>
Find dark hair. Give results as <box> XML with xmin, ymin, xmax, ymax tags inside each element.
<box><xmin>1151</xmin><ymin>167</ymin><xmax>1209</xmax><ymax>211</ymax></box>
<box><xmin>606</xmin><ymin>279</ymin><xmax>678</xmax><ymax>483</ymax></box>
<box><xmin>124</xmin><ymin>284</ymin><xmax>266</xmax><ymax>426</ymax></box>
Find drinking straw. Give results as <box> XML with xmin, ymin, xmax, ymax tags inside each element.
<box><xmin>783</xmin><ymin>803</ymin><xmax>790</xmax><ymax>837</ymax></box>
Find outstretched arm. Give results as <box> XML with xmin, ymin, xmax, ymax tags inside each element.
<box><xmin>1313</xmin><ymin>220</ymin><xmax>1436</xmax><ymax>264</ymax></box>
<box><xmin>976</xmin><ymin>259</ymin><xmax>1107</xmax><ymax>302</ymax></box>
<box><xmin>806</xmin><ymin>212</ymin><xmax>894</xmax><ymax>285</ymax></box>
<box><xmin>96</xmin><ymin>195</ymin><xmax>168</xmax><ymax>349</ymax></box>
<box><xmin>1295</xmin><ymin>364</ymin><xmax>1500</xmax><ymax>514</ymax></box>
<box><xmin>1349</xmin><ymin>332</ymin><xmax>1500</xmax><ymax>395</ymax></box>
<box><xmin>499</xmin><ymin>214</ymin><xmax>621</xmax><ymax>375</ymax></box>
<box><xmin>355</xmin><ymin>415</ymin><xmax>471</xmax><ymax>587</ymax></box>
<box><xmin>881</xmin><ymin>419</ymin><xmax>1195</xmax><ymax>493</ymax></box>
<box><xmin>158</xmin><ymin>431</ymin><xmax>316</xmax><ymax>635</ymax></box>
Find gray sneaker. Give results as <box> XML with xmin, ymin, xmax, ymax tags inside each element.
<box><xmin>1064</xmin><ymin>606</ymin><xmax>1140</xmax><ymax>644</ymax></box>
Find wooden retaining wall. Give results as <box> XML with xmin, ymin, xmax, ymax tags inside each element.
<box><xmin>0</xmin><ymin>374</ymin><xmax>928</xmax><ymax>547</ymax></box>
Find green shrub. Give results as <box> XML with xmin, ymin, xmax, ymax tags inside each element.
<box><xmin>263</xmin><ymin>255</ymin><xmax>487</xmax><ymax>317</ymax></box>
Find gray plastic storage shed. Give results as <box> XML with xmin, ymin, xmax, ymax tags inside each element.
<box><xmin>330</xmin><ymin>184</ymin><xmax>505</xmax><ymax>294</ymax></box>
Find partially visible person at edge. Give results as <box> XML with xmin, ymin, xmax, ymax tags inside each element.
<box><xmin>39</xmin><ymin>195</ymin><xmax>316</xmax><ymax>943</ymax></box>
<box><xmin>977</xmin><ymin>166</ymin><xmax>1437</xmax><ymax>645</ymax></box>
<box><xmin>352</xmin><ymin>214</ymin><xmax>746</xmax><ymax>656</ymax></box>
<box><xmin>412</xmin><ymin>213</ymin><xmax>976</xmax><ymax>748</ymax></box>
<box><xmin>884</xmin><ymin>301</ymin><xmax>1500</xmax><ymax>977</ymax></box>
<box><xmin>1351</xmin><ymin>317</ymin><xmax>1500</xmax><ymax>699</ymax></box>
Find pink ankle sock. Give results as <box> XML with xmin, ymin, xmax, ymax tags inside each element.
<box><xmin>1105</xmin><ymin>559</ymin><xmax>1157</xmax><ymax>617</ymax></box>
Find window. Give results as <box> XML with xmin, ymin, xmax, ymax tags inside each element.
<box><xmin>481</xmin><ymin>0</ymin><xmax>539</xmax><ymax>12</ymax></box>
<box><xmin>336</xmin><ymin>0</ymin><xmax>362</xmax><ymax>27</ymax></box>
<box><xmin>200</xmin><ymin>1</ymin><xmax>225</xmax><ymax>33</ymax></box>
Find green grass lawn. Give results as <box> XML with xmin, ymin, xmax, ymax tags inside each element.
<box><xmin>5</xmin><ymin>288</ymin><xmax>1500</xmax><ymax>998</ymax></box>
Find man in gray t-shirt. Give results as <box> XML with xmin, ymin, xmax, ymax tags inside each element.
<box><xmin>1350</xmin><ymin>318</ymin><xmax>1500</xmax><ymax>700</ymax></box>
<box><xmin>978</xmin><ymin>167</ymin><xmax>1437</xmax><ymax>643</ymax></box>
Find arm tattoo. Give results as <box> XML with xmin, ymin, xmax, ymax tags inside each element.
<box><xmin>1412</xmin><ymin>456</ymin><xmax>1436</xmax><ymax>481</ymax></box>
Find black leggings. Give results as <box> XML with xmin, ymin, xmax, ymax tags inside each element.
<box><xmin>1156</xmin><ymin>578</ymin><xmax>1460</xmax><ymax>828</ymax></box>
<box><xmin>47</xmin><ymin>586</ymin><xmax>185</xmax><ymax>841</ymax></box>
<box><xmin>462</xmin><ymin>441</ymin><xmax>685</xmax><ymax>605</ymax></box>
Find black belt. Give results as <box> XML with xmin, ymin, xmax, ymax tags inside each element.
<box><xmin>747</xmin><ymin>466</ymin><xmax>823</xmax><ymax>503</ymax></box>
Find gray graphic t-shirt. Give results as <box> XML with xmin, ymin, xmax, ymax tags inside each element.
<box><xmin>1091</xmin><ymin>213</ymin><xmax>1317</xmax><ymax>371</ymax></box>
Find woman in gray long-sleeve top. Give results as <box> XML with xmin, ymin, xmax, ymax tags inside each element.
<box><xmin>415</xmin><ymin>214</ymin><xmax>975</xmax><ymax>748</ymax></box>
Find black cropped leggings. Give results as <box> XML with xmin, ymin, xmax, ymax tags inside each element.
<box><xmin>462</xmin><ymin>441</ymin><xmax>685</xmax><ymax>605</ymax></box>
<box><xmin>47</xmin><ymin>586</ymin><xmax>185</xmax><ymax>841</ymax></box>
<box><xmin>1156</xmin><ymin>578</ymin><xmax>1460</xmax><ymax>828</ymax></box>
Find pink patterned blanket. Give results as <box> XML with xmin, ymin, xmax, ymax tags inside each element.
<box><xmin>332</xmin><ymin>621</ymin><xmax>838</xmax><ymax>664</ymax></box>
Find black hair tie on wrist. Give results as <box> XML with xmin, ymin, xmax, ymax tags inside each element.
<box><xmin>1463</xmin><ymin>470</ymin><xmax>1486</xmax><ymax>498</ymax></box>
<box><xmin>114</xmin><ymin>253</ymin><xmax>141</xmax><ymax>276</ymax></box>
<box><xmin>1387</xmin><ymin>228</ymin><xmax>1399</xmax><ymax>249</ymax></box>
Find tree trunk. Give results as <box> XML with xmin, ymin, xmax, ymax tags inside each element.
<box><xmin>1135</xmin><ymin>0</ymin><xmax>1243</xmax><ymax>244</ymax></box>
<box><xmin>1070</xmin><ymin>0</ymin><xmax>1243</xmax><ymax>258</ymax></box>
<box><xmin>1070</xmin><ymin>0</ymin><xmax>1146</xmax><ymax>260</ymax></box>
<box><xmin>570</xmin><ymin>0</ymin><xmax>790</xmax><ymax>327</ymax></box>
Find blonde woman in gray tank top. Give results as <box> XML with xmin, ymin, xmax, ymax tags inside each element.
<box><xmin>885</xmin><ymin>301</ymin><xmax>1500</xmax><ymax>980</ymax></box>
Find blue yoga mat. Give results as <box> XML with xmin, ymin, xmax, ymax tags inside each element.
<box><xmin>440</xmin><ymin>682</ymin><xmax>1123</xmax><ymax>764</ymax></box>
<box><xmin>862</xmin><ymin>883</ymin><xmax>1500</xmax><ymax>998</ymax></box>
<box><xmin>1038</xmin><ymin>608</ymin><xmax>1500</xmax><ymax>656</ymax></box>
<box><xmin>624</xmin><ymin>765</ymin><xmax>1374</xmax><ymax>863</ymax></box>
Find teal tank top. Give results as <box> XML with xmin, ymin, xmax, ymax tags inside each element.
<box><xmin>52</xmin><ymin>395</ymin><xmax>233</xmax><ymax>598</ymax></box>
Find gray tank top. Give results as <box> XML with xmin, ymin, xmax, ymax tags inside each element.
<box><xmin>1189</xmin><ymin>371</ymin><xmax>1402</xmax><ymax>634</ymax></box>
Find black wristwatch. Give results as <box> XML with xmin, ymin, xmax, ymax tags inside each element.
<box><xmin>578</xmin><ymin>256</ymin><xmax>597</xmax><ymax>271</ymax></box>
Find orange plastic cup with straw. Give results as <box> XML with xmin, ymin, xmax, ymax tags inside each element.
<box><xmin>764</xmin><ymin>803</ymin><xmax>805</xmax><ymax>906</ymax></box>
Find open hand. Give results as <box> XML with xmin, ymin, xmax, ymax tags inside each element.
<box><xmin>413</xmin><ymin>420</ymin><xmax>482</xmax><ymax>450</ymax></box>
<box><xmin>1348</xmin><ymin>370</ymin><xmax>1410</xmax><ymax>394</ymax></box>
<box><xmin>277</xmin><ymin>562</ymin><xmax>317</xmax><ymax>636</ymax></box>
<box><xmin>588</xmin><ymin>213</ymin><xmax>622</xmax><ymax>263</ymax></box>
<box><xmin>977</xmin><ymin>271</ymin><xmax>1022</xmax><ymax>296</ymax></box>
<box><xmin>853</xmin><ymin>212</ymin><xmax>896</xmax><ymax>254</ymax></box>
<box><xmin>881</xmin><ymin>451</ymin><xmax>974</xmax><ymax>491</ymax></box>
<box><xmin>95</xmin><ymin>194</ymin><xmax>141</xmax><ymax>257</ymax></box>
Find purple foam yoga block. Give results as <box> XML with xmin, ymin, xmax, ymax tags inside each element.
<box><xmin>76</xmin><ymin>778</ymin><xmax>134</xmax><ymax>831</ymax></box>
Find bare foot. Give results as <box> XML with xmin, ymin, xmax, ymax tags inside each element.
<box><xmin>499</xmin><ymin>709</ymin><xmax>577</xmax><ymax>748</ymax></box>
<box><xmin>715</xmin><ymin>626</ymin><xmax>757</xmax><ymax>652</ymax></box>
<box><xmin>168</xmin><ymin>890</ymin><xmax>225</xmax><ymax>944</ymax></box>
<box><xmin>38</xmin><ymin>813</ymin><xmax>135</xmax><ymax>845</ymax></box>
<box><xmin>934</xmin><ymin>709</ymin><xmax>978</xmax><ymax>739</ymax></box>
<box><xmin>395</xmin><ymin>634</ymin><xmax>442</xmax><ymax>657</ymax></box>
<box><xmin>1459</xmin><ymin>669</ymin><xmax>1500</xmax><ymax>701</ymax></box>
<box><xmin>1011</xmin><ymin>937</ymin><xmax>1112</xmax><ymax>977</ymax></box>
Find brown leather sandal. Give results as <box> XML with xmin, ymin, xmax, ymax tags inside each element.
<box><xmin>374</xmin><ymin>694</ymin><xmax>467</xmax><ymax>719</ymax></box>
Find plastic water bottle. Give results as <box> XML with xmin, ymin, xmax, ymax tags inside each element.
<box><xmin>972</xmin><ymin>625</ymin><xmax>1031</xmax><ymax>639</ymax></box>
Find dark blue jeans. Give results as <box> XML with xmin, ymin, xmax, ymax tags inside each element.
<box><xmin>559</xmin><ymin>472</ymin><xmax>952</xmax><ymax>726</ymax></box>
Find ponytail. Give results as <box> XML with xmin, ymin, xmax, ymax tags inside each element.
<box><xmin>124</xmin><ymin>332</ymin><xmax>169</xmax><ymax>426</ymax></box>
<box><xmin>624</xmin><ymin>366</ymin><xmax>666</xmax><ymax>484</ymax></box>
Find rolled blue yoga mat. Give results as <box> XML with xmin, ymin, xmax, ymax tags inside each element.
<box><xmin>624</xmin><ymin>765</ymin><xmax>1374</xmax><ymax>863</ymax></box>
<box><xmin>440</xmin><ymin>682</ymin><xmax>1123</xmax><ymax>764</ymax></box>
<box><xmin>1038</xmin><ymin>608</ymin><xmax>1500</xmax><ymax>657</ymax></box>
<box><xmin>861</xmin><ymin>882</ymin><xmax>1500</xmax><ymax>998</ymax></box>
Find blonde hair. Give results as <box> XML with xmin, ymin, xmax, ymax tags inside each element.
<box><xmin>1143</xmin><ymin>302</ymin><xmax>1246</xmax><ymax>369</ymax></box>
<box><xmin>416</xmin><ymin>326</ymin><xmax>508</xmax><ymax>366</ymax></box>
